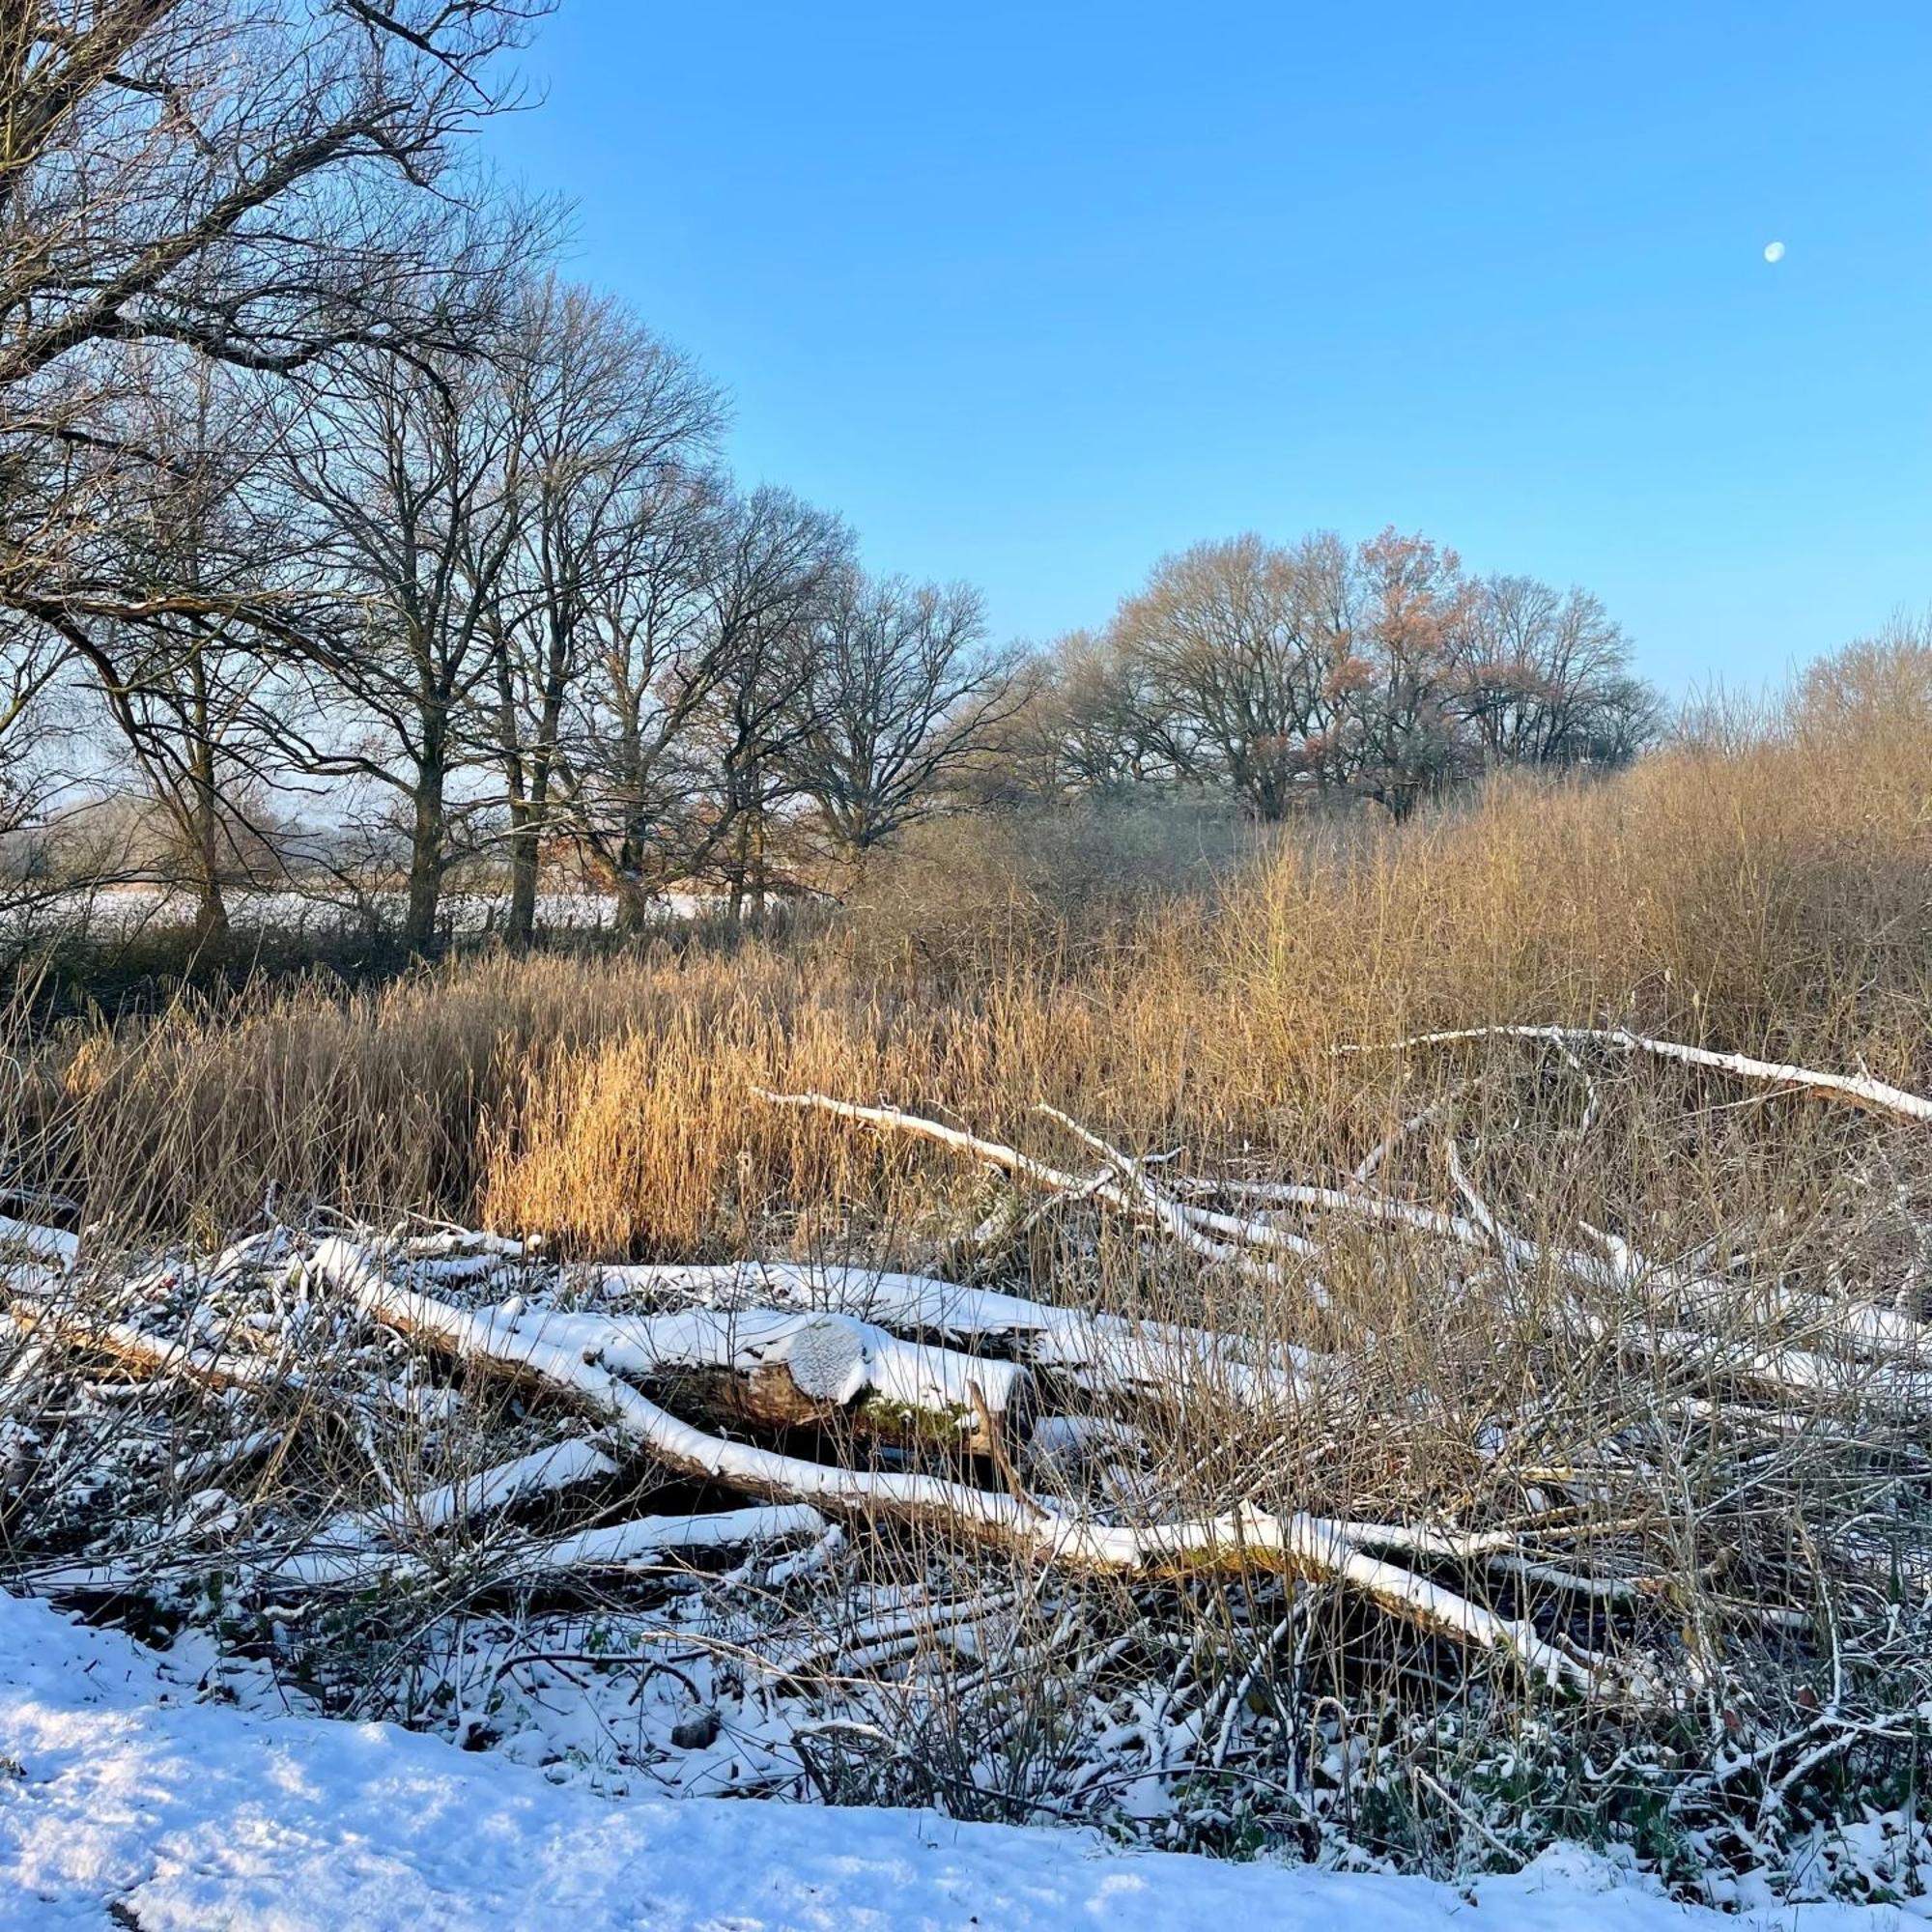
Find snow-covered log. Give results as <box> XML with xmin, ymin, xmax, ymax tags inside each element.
<box><xmin>499</xmin><ymin>1304</ymin><xmax>1033</xmax><ymax>1453</ymax></box>
<box><xmin>508</xmin><ymin>1502</ymin><xmax>828</xmax><ymax>1580</ymax></box>
<box><xmin>589</xmin><ymin>1260</ymin><xmax>1315</xmax><ymax>1412</ymax></box>
<box><xmin>313</xmin><ymin>1239</ymin><xmax>1616</xmax><ymax>1693</ymax></box>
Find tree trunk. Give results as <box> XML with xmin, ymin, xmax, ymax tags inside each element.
<box><xmin>185</xmin><ymin>640</ymin><xmax>230</xmax><ymax>946</ymax></box>
<box><xmin>493</xmin><ymin>637</ymin><xmax>537</xmax><ymax>952</ymax></box>
<box><xmin>403</xmin><ymin>762</ymin><xmax>446</xmax><ymax>955</ymax></box>
<box><xmin>612</xmin><ymin>873</ymin><xmax>654</xmax><ymax>934</ymax></box>
<box><xmin>507</xmin><ymin>757</ymin><xmax>552</xmax><ymax>946</ymax></box>
<box><xmin>186</xmin><ymin>782</ymin><xmax>230</xmax><ymax>947</ymax></box>
<box><xmin>190</xmin><ymin>874</ymin><xmax>230</xmax><ymax>947</ymax></box>
<box><xmin>725</xmin><ymin>800</ymin><xmax>752</xmax><ymax>923</ymax></box>
<box><xmin>574</xmin><ymin>834</ymin><xmax>657</xmax><ymax>934</ymax></box>
<box><xmin>748</xmin><ymin>806</ymin><xmax>769</xmax><ymax>919</ymax></box>
<box><xmin>504</xmin><ymin>794</ymin><xmax>537</xmax><ymax>950</ymax></box>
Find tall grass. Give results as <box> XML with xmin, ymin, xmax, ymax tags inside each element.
<box><xmin>6</xmin><ymin>639</ymin><xmax>1923</xmax><ymax>1258</ymax></box>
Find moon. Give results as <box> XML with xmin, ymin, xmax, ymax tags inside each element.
<box><xmin>1763</xmin><ymin>241</ymin><xmax>1786</xmax><ymax>264</ymax></box>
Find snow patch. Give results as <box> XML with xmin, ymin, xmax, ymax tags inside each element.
<box><xmin>0</xmin><ymin>1591</ymin><xmax>1918</xmax><ymax>1931</ymax></box>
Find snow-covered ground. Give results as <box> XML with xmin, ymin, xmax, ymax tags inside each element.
<box><xmin>0</xmin><ymin>884</ymin><xmax>707</xmax><ymax>941</ymax></box>
<box><xmin>0</xmin><ymin>1592</ymin><xmax>1918</xmax><ymax>1932</ymax></box>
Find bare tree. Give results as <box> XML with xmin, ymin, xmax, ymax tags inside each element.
<box><xmin>698</xmin><ymin>493</ymin><xmax>850</xmax><ymax>917</ymax></box>
<box><xmin>279</xmin><ymin>298</ymin><xmax>526</xmax><ymax>953</ymax></box>
<box><xmin>486</xmin><ymin>278</ymin><xmax>724</xmax><ymax>946</ymax></box>
<box><xmin>1106</xmin><ymin>534</ymin><xmax>1354</xmax><ymax>819</ymax></box>
<box><xmin>1330</xmin><ymin>527</ymin><xmax>1472</xmax><ymax>819</ymax></box>
<box><xmin>548</xmin><ymin>483</ymin><xmax>846</xmax><ymax>924</ymax></box>
<box><xmin>785</xmin><ymin>572</ymin><xmax>1020</xmax><ymax>870</ymax></box>
<box><xmin>1073</xmin><ymin>529</ymin><xmax>1650</xmax><ymax>824</ymax></box>
<box><xmin>0</xmin><ymin>614</ymin><xmax>80</xmax><ymax>845</ymax></box>
<box><xmin>0</xmin><ymin>0</ymin><xmax>548</xmax><ymax>663</ymax></box>
<box><xmin>35</xmin><ymin>352</ymin><xmax>326</xmax><ymax>941</ymax></box>
<box><xmin>543</xmin><ymin>469</ymin><xmax>732</xmax><ymax>926</ymax></box>
<box><xmin>999</xmin><ymin>631</ymin><xmax>1173</xmax><ymax>803</ymax></box>
<box><xmin>1452</xmin><ymin>576</ymin><xmax>1650</xmax><ymax>770</ymax></box>
<box><xmin>0</xmin><ymin>0</ymin><xmax>548</xmax><ymax>938</ymax></box>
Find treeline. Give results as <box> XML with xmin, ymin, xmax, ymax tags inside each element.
<box><xmin>1008</xmin><ymin>533</ymin><xmax>1659</xmax><ymax>822</ymax></box>
<box><xmin>0</xmin><ymin>0</ymin><xmax>1659</xmax><ymax>954</ymax></box>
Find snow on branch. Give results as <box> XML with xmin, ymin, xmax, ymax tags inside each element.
<box><xmin>1340</xmin><ymin>1025</ymin><xmax>1932</xmax><ymax>1124</ymax></box>
<box><xmin>311</xmin><ymin>1238</ymin><xmax>1619</xmax><ymax>1693</ymax></box>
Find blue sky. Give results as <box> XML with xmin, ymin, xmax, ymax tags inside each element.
<box><xmin>480</xmin><ymin>3</ymin><xmax>1932</xmax><ymax>693</ymax></box>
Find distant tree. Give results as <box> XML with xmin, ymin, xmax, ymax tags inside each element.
<box><xmin>278</xmin><ymin>261</ymin><xmax>528</xmax><ymax>954</ymax></box>
<box><xmin>486</xmin><ymin>277</ymin><xmax>724</xmax><ymax>946</ymax></box>
<box><xmin>1105</xmin><ymin>534</ymin><xmax>1354</xmax><ymax>819</ymax></box>
<box><xmin>553</xmin><ymin>484</ymin><xmax>847</xmax><ymax>923</ymax></box>
<box><xmin>1452</xmin><ymin>576</ymin><xmax>1654</xmax><ymax>770</ymax></box>
<box><xmin>59</xmin><ymin>359</ymin><xmax>298</xmax><ymax>941</ymax></box>
<box><xmin>1029</xmin><ymin>630</ymin><xmax>1179</xmax><ymax>799</ymax></box>
<box><xmin>694</xmin><ymin>492</ymin><xmax>850</xmax><ymax>917</ymax></box>
<box><xmin>1332</xmin><ymin>528</ymin><xmax>1473</xmax><ymax>818</ymax></box>
<box><xmin>785</xmin><ymin>573</ymin><xmax>1022</xmax><ymax>868</ymax></box>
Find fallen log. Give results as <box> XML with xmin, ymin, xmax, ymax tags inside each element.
<box><xmin>313</xmin><ymin>1238</ymin><xmax>1620</xmax><ymax>1695</ymax></box>
<box><xmin>511</xmin><ymin>1304</ymin><xmax>1033</xmax><ymax>1455</ymax></box>
<box><xmin>508</xmin><ymin>1502</ymin><xmax>828</xmax><ymax>1581</ymax></box>
<box><xmin>588</xmin><ymin>1260</ymin><xmax>1316</xmax><ymax>1413</ymax></box>
<box><xmin>33</xmin><ymin>1497</ymin><xmax>823</xmax><ymax>1601</ymax></box>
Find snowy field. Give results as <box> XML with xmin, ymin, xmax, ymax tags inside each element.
<box><xmin>1</xmin><ymin>1589</ymin><xmax>1916</xmax><ymax>1932</ymax></box>
<box><xmin>0</xmin><ymin>885</ymin><xmax>708</xmax><ymax>942</ymax></box>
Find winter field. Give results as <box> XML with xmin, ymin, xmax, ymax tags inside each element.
<box><xmin>0</xmin><ymin>885</ymin><xmax>708</xmax><ymax>951</ymax></box>
<box><xmin>4</xmin><ymin>664</ymin><xmax>1932</xmax><ymax>1926</ymax></box>
<box><xmin>2</xmin><ymin>0</ymin><xmax>1918</xmax><ymax>1923</ymax></box>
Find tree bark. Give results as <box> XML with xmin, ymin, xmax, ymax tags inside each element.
<box><xmin>404</xmin><ymin>761</ymin><xmax>446</xmax><ymax>955</ymax></box>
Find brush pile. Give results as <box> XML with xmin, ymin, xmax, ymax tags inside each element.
<box><xmin>3</xmin><ymin>1027</ymin><xmax>1930</xmax><ymax>1897</ymax></box>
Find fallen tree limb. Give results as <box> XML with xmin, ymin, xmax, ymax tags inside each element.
<box><xmin>10</xmin><ymin>1298</ymin><xmax>293</xmax><ymax>1393</ymax></box>
<box><xmin>313</xmin><ymin>1238</ymin><xmax>1619</xmax><ymax>1694</ymax></box>
<box><xmin>514</xmin><ymin>1304</ymin><xmax>1032</xmax><ymax>1454</ymax></box>
<box><xmin>1031</xmin><ymin>1103</ymin><xmax>1323</xmax><ymax>1264</ymax></box>
<box><xmin>268</xmin><ymin>1437</ymin><xmax>629</xmax><ymax>1587</ymax></box>
<box><xmin>512</xmin><ymin>1502</ymin><xmax>828</xmax><ymax>1580</ymax></box>
<box><xmin>33</xmin><ymin>1497</ymin><xmax>824</xmax><ymax>1602</ymax></box>
<box><xmin>1211</xmin><ymin>1179</ymin><xmax>1494</xmax><ymax>1251</ymax></box>
<box><xmin>587</xmin><ymin>1259</ymin><xmax>1316</xmax><ymax>1412</ymax></box>
<box><xmin>1342</xmin><ymin>1024</ymin><xmax>1932</xmax><ymax>1125</ymax></box>
<box><xmin>755</xmin><ymin>1088</ymin><xmax>1318</xmax><ymax>1276</ymax></box>
<box><xmin>404</xmin><ymin>1438</ymin><xmax>622</xmax><ymax>1537</ymax></box>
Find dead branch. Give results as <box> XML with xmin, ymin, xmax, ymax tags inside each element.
<box><xmin>313</xmin><ymin>1238</ymin><xmax>1620</xmax><ymax>1693</ymax></box>
<box><xmin>1342</xmin><ymin>1024</ymin><xmax>1932</xmax><ymax>1125</ymax></box>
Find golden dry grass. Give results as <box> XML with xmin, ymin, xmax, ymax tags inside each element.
<box><xmin>3</xmin><ymin>636</ymin><xmax>1925</xmax><ymax>1262</ymax></box>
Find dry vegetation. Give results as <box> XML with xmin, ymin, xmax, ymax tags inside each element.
<box><xmin>16</xmin><ymin>645</ymin><xmax>1927</xmax><ymax>1248</ymax></box>
<box><xmin>2</xmin><ymin>639</ymin><xmax>1930</xmax><ymax>1897</ymax></box>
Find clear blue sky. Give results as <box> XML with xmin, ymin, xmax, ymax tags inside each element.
<box><xmin>480</xmin><ymin>2</ymin><xmax>1932</xmax><ymax>693</ymax></box>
